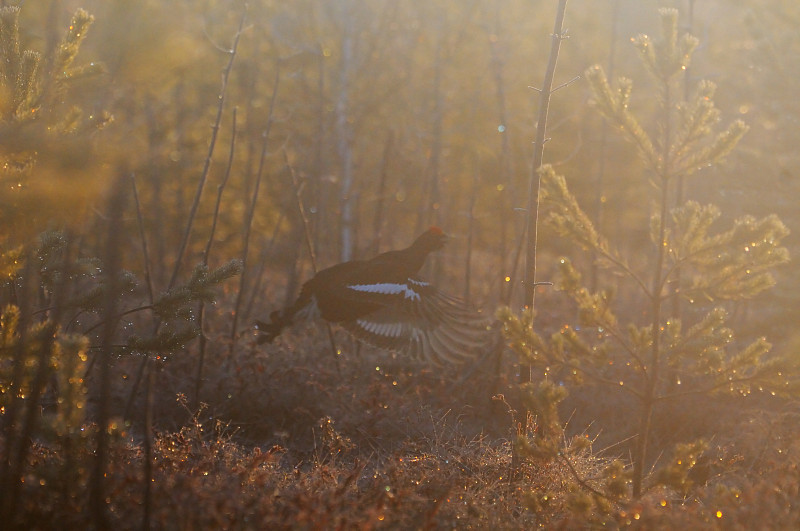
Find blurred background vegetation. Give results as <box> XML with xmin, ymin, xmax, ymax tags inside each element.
<box><xmin>6</xmin><ymin>0</ymin><xmax>798</xmax><ymax>328</ymax></box>
<box><xmin>1</xmin><ymin>0</ymin><xmax>799</xmax><ymax>527</ymax></box>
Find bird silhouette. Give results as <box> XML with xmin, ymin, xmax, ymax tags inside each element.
<box><xmin>256</xmin><ymin>227</ymin><xmax>497</xmax><ymax>366</ymax></box>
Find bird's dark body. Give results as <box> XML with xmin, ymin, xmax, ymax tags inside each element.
<box><xmin>296</xmin><ymin>261</ymin><xmax>384</xmax><ymax>323</ymax></box>
<box><xmin>256</xmin><ymin>228</ymin><xmax>495</xmax><ymax>366</ymax></box>
<box><xmin>299</xmin><ymin>231</ymin><xmax>443</xmax><ymax>321</ymax></box>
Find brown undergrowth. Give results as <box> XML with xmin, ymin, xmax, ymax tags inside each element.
<box><xmin>8</xmin><ymin>319</ymin><xmax>800</xmax><ymax>529</ymax></box>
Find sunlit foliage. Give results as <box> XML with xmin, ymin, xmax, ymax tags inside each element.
<box><xmin>0</xmin><ymin>1</ymin><xmax>799</xmax><ymax>528</ymax></box>
<box><xmin>501</xmin><ymin>7</ymin><xmax>794</xmax><ymax>514</ymax></box>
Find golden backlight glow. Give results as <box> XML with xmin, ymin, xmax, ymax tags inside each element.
<box><xmin>0</xmin><ymin>1</ymin><xmax>798</xmax><ymax>528</ymax></box>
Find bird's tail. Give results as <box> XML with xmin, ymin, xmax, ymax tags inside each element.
<box><xmin>254</xmin><ymin>309</ymin><xmax>291</xmax><ymax>344</ymax></box>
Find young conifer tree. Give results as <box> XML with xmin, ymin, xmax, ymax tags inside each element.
<box><xmin>0</xmin><ymin>6</ymin><xmax>111</xmax><ymax>241</ymax></box>
<box><xmin>500</xmin><ymin>8</ymin><xmax>792</xmax><ymax>503</ymax></box>
<box><xmin>0</xmin><ymin>7</ymin><xmax>242</xmax><ymax>525</ymax></box>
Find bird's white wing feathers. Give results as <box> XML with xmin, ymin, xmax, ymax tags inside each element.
<box><xmin>340</xmin><ymin>277</ymin><xmax>497</xmax><ymax>366</ymax></box>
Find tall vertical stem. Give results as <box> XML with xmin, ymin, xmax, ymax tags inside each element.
<box><xmin>513</xmin><ymin>0</ymin><xmax>569</xmax><ymax>475</ymax></box>
<box><xmin>671</xmin><ymin>0</ymin><xmax>695</xmax><ymax>320</ymax></box>
<box><xmin>524</xmin><ymin>0</ymin><xmax>569</xmax><ymax>312</ymax></box>
<box><xmin>91</xmin><ymin>174</ymin><xmax>127</xmax><ymax>530</ymax></box>
<box><xmin>142</xmin><ymin>357</ymin><xmax>155</xmax><ymax>530</ymax></box>
<box><xmin>371</xmin><ymin>131</ymin><xmax>394</xmax><ymax>256</ymax></box>
<box><xmin>633</xmin><ymin>77</ymin><xmax>673</xmax><ymax>498</ymax></box>
<box><xmin>337</xmin><ymin>2</ymin><xmax>356</xmax><ymax>262</ymax></box>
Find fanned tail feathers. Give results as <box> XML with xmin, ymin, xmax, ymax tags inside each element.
<box><xmin>341</xmin><ymin>290</ymin><xmax>499</xmax><ymax>366</ymax></box>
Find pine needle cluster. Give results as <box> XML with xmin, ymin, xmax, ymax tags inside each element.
<box><xmin>0</xmin><ymin>7</ymin><xmax>112</xmax><ymax>242</ymax></box>
<box><xmin>0</xmin><ymin>7</ymin><xmax>109</xmax><ymax>172</ymax></box>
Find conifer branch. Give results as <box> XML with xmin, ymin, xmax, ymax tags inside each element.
<box><xmin>584</xmin><ymin>66</ymin><xmax>659</xmax><ymax>170</ymax></box>
<box><xmin>541</xmin><ymin>168</ymin><xmax>652</xmax><ymax>297</ymax></box>
<box><xmin>670</xmin><ymin>80</ymin><xmax>720</xmax><ymax>162</ymax></box>
<box><xmin>676</xmin><ymin>119</ymin><xmax>749</xmax><ymax>176</ymax></box>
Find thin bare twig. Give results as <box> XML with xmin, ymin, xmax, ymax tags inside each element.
<box><xmin>229</xmin><ymin>60</ymin><xmax>281</xmax><ymax>355</ymax></box>
<box><xmin>203</xmin><ymin>108</ymin><xmax>238</xmax><ymax>266</ymax></box>
<box><xmin>284</xmin><ymin>150</ymin><xmax>341</xmax><ymax>372</ymax></box>
<box><xmin>551</xmin><ymin>74</ymin><xmax>581</xmax><ymax>92</ymax></box>
<box><xmin>371</xmin><ymin>131</ymin><xmax>394</xmax><ymax>256</ymax></box>
<box><xmin>125</xmin><ymin>11</ymin><xmax>247</xmax><ymax>421</ymax></box>
<box><xmin>131</xmin><ymin>174</ymin><xmax>155</xmax><ymax>309</ymax></box>
<box><xmin>169</xmin><ymin>11</ymin><xmax>246</xmax><ymax>290</ymax></box>
<box><xmin>243</xmin><ymin>217</ymin><xmax>284</xmax><ymax>322</ymax></box>
<box><xmin>195</xmin><ymin>108</ymin><xmax>237</xmax><ymax>406</ymax></box>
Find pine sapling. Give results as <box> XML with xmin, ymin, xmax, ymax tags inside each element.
<box><xmin>501</xmin><ymin>7</ymin><xmax>792</xmax><ymax>506</ymax></box>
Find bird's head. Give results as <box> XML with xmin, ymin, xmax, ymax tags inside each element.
<box><xmin>412</xmin><ymin>226</ymin><xmax>448</xmax><ymax>253</ymax></box>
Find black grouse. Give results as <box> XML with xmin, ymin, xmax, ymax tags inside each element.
<box><xmin>256</xmin><ymin>227</ymin><xmax>496</xmax><ymax>366</ymax></box>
